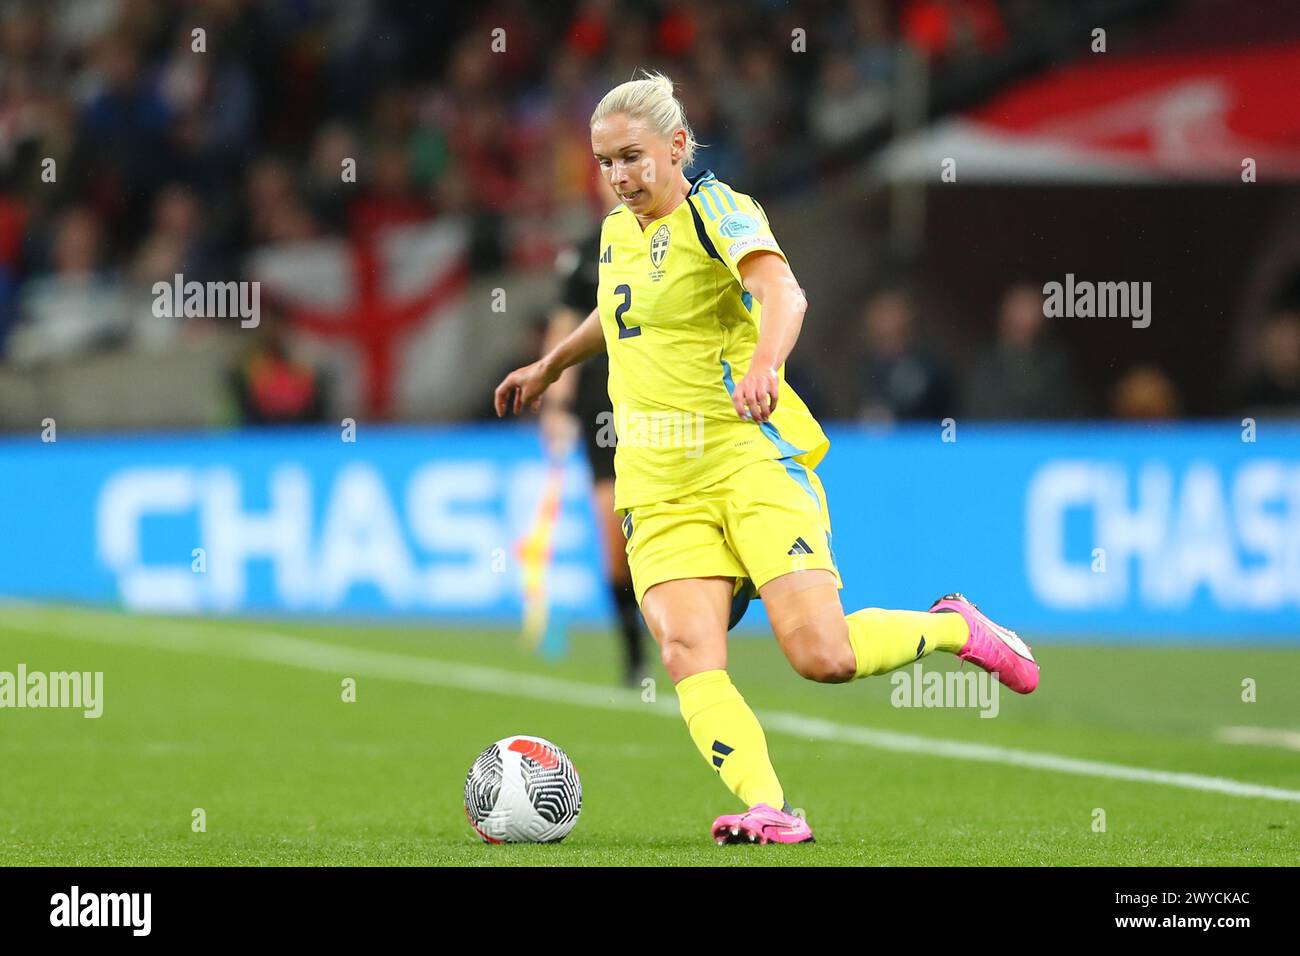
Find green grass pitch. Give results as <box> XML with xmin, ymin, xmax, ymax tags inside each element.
<box><xmin>1</xmin><ymin>603</ymin><xmax>1297</xmax><ymax>865</ymax></box>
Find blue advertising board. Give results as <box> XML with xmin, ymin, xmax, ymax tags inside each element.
<box><xmin>1</xmin><ymin>423</ymin><xmax>1296</xmax><ymax>640</ymax></box>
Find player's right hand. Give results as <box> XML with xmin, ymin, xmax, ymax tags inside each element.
<box><xmin>494</xmin><ymin>359</ymin><xmax>556</xmax><ymax>417</ymax></box>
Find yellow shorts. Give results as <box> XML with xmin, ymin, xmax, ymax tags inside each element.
<box><xmin>619</xmin><ymin>456</ymin><xmax>843</xmax><ymax>606</ymax></box>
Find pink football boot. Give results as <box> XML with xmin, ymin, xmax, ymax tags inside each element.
<box><xmin>929</xmin><ymin>592</ymin><xmax>1039</xmax><ymax>694</ymax></box>
<box><xmin>711</xmin><ymin>804</ymin><xmax>814</xmax><ymax>845</ymax></box>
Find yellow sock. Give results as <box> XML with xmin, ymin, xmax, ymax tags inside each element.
<box><xmin>845</xmin><ymin>607</ymin><xmax>969</xmax><ymax>679</ymax></box>
<box><xmin>675</xmin><ymin>669</ymin><xmax>784</xmax><ymax>809</ymax></box>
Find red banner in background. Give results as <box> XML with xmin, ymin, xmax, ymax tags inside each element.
<box><xmin>966</xmin><ymin>40</ymin><xmax>1300</xmax><ymax>179</ymax></box>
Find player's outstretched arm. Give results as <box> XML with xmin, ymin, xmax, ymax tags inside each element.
<box><xmin>732</xmin><ymin>251</ymin><xmax>808</xmax><ymax>423</ymax></box>
<box><xmin>494</xmin><ymin>306</ymin><xmax>605</xmax><ymax>417</ymax></box>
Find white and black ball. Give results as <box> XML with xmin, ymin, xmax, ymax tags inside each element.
<box><xmin>464</xmin><ymin>735</ymin><xmax>582</xmax><ymax>843</ymax></box>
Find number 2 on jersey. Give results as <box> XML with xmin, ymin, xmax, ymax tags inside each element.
<box><xmin>614</xmin><ymin>284</ymin><xmax>641</xmax><ymax>339</ymax></box>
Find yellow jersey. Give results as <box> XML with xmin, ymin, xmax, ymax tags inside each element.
<box><xmin>595</xmin><ymin>169</ymin><xmax>829</xmax><ymax>510</ymax></box>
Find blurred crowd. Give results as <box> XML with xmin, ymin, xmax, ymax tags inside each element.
<box><xmin>851</xmin><ymin>284</ymin><xmax>1300</xmax><ymax>423</ymax></box>
<box><xmin>0</xmin><ymin>0</ymin><xmax>1077</xmax><ymax>374</ymax></box>
<box><xmin>0</xmin><ymin>0</ymin><xmax>1293</xmax><ymax>424</ymax></box>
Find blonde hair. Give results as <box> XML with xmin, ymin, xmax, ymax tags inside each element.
<box><xmin>590</xmin><ymin>70</ymin><xmax>699</xmax><ymax>168</ymax></box>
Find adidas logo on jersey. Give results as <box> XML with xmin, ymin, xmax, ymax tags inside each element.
<box><xmin>787</xmin><ymin>536</ymin><xmax>814</xmax><ymax>556</ymax></box>
<box><xmin>600</xmin><ymin>245</ymin><xmax>612</xmax><ymax>263</ymax></box>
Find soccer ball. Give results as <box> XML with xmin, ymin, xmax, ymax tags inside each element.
<box><xmin>464</xmin><ymin>735</ymin><xmax>582</xmax><ymax>843</ymax></box>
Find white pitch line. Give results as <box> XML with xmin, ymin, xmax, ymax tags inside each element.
<box><xmin>1217</xmin><ymin>726</ymin><xmax>1300</xmax><ymax>753</ymax></box>
<box><xmin>7</xmin><ymin>605</ymin><xmax>1300</xmax><ymax>804</ymax></box>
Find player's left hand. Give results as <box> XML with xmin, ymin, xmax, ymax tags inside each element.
<box><xmin>732</xmin><ymin>365</ymin><xmax>779</xmax><ymax>423</ymax></box>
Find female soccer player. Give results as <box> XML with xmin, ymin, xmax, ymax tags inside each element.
<box><xmin>495</xmin><ymin>71</ymin><xmax>1039</xmax><ymax>845</ymax></box>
